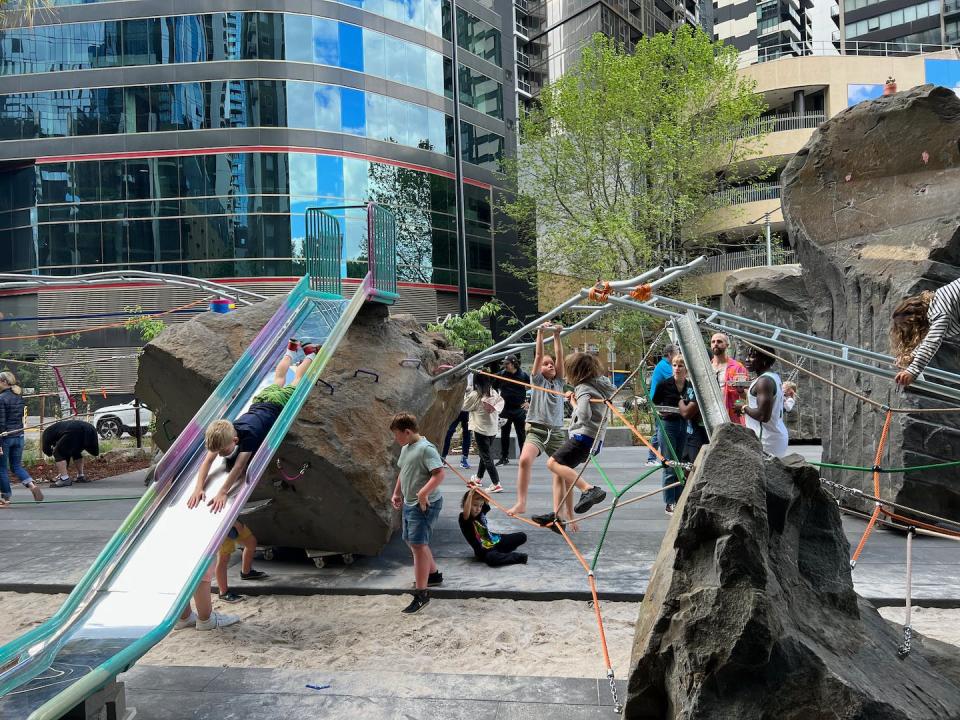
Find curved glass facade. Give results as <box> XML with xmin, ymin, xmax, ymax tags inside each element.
<box><xmin>0</xmin><ymin>151</ymin><xmax>494</xmax><ymax>288</ymax></box>
<box><xmin>0</xmin><ymin>13</ymin><xmax>503</xmax><ymax>119</ymax></box>
<box><xmin>0</xmin><ymin>80</ymin><xmax>504</xmax><ymax>171</ymax></box>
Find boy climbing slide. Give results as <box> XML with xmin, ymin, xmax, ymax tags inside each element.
<box><xmin>188</xmin><ymin>339</ymin><xmax>318</xmax><ymax>513</ymax></box>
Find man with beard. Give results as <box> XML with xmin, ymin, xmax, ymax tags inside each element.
<box><xmin>709</xmin><ymin>333</ymin><xmax>748</xmax><ymax>425</ymax></box>
<box><xmin>737</xmin><ymin>344</ymin><xmax>789</xmax><ymax>457</ymax></box>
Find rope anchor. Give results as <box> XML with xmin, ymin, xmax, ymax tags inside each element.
<box><xmin>607</xmin><ymin>669</ymin><xmax>622</xmax><ymax>714</ymax></box>
<box><xmin>276</xmin><ymin>458</ymin><xmax>310</xmax><ymax>483</ymax></box>
<box><xmin>354</xmin><ymin>368</ymin><xmax>379</xmax><ymax>383</ymax></box>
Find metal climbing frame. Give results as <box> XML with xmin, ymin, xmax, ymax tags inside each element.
<box><xmin>304</xmin><ymin>208</ymin><xmax>343</xmax><ymax>295</ymax></box>
<box><xmin>436</xmin><ymin>255</ymin><xmax>960</xmax><ymax>408</ymax></box>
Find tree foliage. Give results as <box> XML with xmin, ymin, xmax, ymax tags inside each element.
<box><xmin>125</xmin><ymin>306</ymin><xmax>166</xmax><ymax>343</ymax></box>
<box><xmin>428</xmin><ymin>301</ymin><xmax>504</xmax><ymax>356</ymax></box>
<box><xmin>503</xmin><ymin>28</ymin><xmax>767</xmax><ymax>283</ymax></box>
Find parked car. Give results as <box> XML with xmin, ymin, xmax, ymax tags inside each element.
<box><xmin>93</xmin><ymin>401</ymin><xmax>153</xmax><ymax>439</ymax></box>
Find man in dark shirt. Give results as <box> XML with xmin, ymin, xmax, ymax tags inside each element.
<box><xmin>44</xmin><ymin>419</ymin><xmax>100</xmax><ymax>487</ymax></box>
<box><xmin>495</xmin><ymin>355</ymin><xmax>530</xmax><ymax>466</ymax></box>
<box><xmin>459</xmin><ymin>485</ymin><xmax>527</xmax><ymax>567</ymax></box>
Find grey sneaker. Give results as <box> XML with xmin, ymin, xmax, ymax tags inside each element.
<box><xmin>574</xmin><ymin>486</ymin><xmax>607</xmax><ymax>514</ymax></box>
<box><xmin>196</xmin><ymin>611</ymin><xmax>240</xmax><ymax>631</ymax></box>
<box><xmin>174</xmin><ymin>610</ymin><xmax>197</xmax><ymax>630</ymax></box>
<box><xmin>51</xmin><ymin>477</ymin><xmax>72</xmax><ymax>488</ymax></box>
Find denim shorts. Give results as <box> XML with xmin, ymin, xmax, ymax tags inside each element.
<box><xmin>402</xmin><ymin>496</ymin><xmax>443</xmax><ymax>545</ymax></box>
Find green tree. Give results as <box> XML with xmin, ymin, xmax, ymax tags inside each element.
<box><xmin>504</xmin><ymin>28</ymin><xmax>767</xmax><ymax>283</ymax></box>
<box><xmin>428</xmin><ymin>301</ymin><xmax>503</xmax><ymax>356</ymax></box>
<box><xmin>125</xmin><ymin>306</ymin><xmax>166</xmax><ymax>343</ymax></box>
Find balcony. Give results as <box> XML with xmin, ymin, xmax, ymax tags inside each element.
<box><xmin>739</xmin><ymin>111</ymin><xmax>825</xmax><ymax>138</ymax></box>
<box><xmin>830</xmin><ymin>3</ymin><xmax>839</xmax><ymax>17</ymax></box>
<box><xmin>653</xmin><ymin>5</ymin><xmax>673</xmax><ymax>29</ymax></box>
<box><xmin>516</xmin><ymin>49</ymin><xmax>531</xmax><ymax>68</ymax></box>
<box><xmin>701</xmin><ymin>246</ymin><xmax>797</xmax><ymax>275</ymax></box>
<box><xmin>517</xmin><ymin>77</ymin><xmax>532</xmax><ymax>97</ymax></box>
<box><xmin>711</xmin><ymin>181</ymin><xmax>781</xmax><ymax>205</ymax></box>
<box><xmin>947</xmin><ymin>0</ymin><xmax>960</xmax><ymax>14</ymax></box>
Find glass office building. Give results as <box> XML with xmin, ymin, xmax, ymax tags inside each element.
<box><xmin>0</xmin><ymin>5</ymin><xmax>526</xmax><ymax>307</ymax></box>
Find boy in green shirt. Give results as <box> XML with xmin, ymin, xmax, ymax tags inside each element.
<box><xmin>390</xmin><ymin>412</ymin><xmax>446</xmax><ymax>614</ymax></box>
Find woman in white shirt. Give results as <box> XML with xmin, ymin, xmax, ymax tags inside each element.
<box><xmin>462</xmin><ymin>373</ymin><xmax>506</xmax><ymax>492</ymax></box>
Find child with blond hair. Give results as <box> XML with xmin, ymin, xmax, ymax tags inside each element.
<box><xmin>189</xmin><ymin>339</ymin><xmax>316</xmax><ymax>513</ymax></box>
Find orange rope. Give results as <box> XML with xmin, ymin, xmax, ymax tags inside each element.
<box><xmin>588</xmin><ymin>281</ymin><xmax>612</xmax><ymax>303</ymax></box>
<box><xmin>442</xmin><ymin>459</ymin><xmax>540</xmax><ymax>528</ymax></box>
<box><xmin>850</xmin><ymin>410</ymin><xmax>893</xmax><ymax>566</ymax></box>
<box><xmin>0</xmin><ymin>298</ymin><xmax>208</xmax><ymax>341</ymax></box>
<box><xmin>605</xmin><ymin>400</ymin><xmax>664</xmax><ymax>462</ymax></box>
<box><xmin>629</xmin><ymin>283</ymin><xmax>653</xmax><ymax>302</ymax></box>
<box><xmin>472</xmin><ymin>369</ymin><xmax>603</xmax><ymax>403</ymax></box>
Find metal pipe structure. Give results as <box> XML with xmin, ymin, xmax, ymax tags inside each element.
<box><xmin>0</xmin><ymin>271</ymin><xmax>268</xmax><ymax>306</ymax></box>
<box><xmin>605</xmin><ymin>293</ymin><xmax>960</xmax><ymax>405</ymax></box>
<box><xmin>672</xmin><ymin>310</ymin><xmax>727</xmax><ymax>439</ymax></box>
<box><xmin>433</xmin><ymin>256</ymin><xmax>707</xmax><ymax>381</ymax></box>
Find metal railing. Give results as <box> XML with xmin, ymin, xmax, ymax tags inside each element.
<box><xmin>700</xmin><ymin>247</ymin><xmax>797</xmax><ymax>274</ymax></box>
<box><xmin>738</xmin><ymin>39</ymin><xmax>960</xmax><ymax>66</ymax></box>
<box><xmin>711</xmin><ymin>182</ymin><xmax>781</xmax><ymax>205</ymax></box>
<box><xmin>739</xmin><ymin>111</ymin><xmax>825</xmax><ymax>138</ymax></box>
<box><xmin>652</xmin><ymin>5</ymin><xmax>673</xmax><ymax>28</ymax></box>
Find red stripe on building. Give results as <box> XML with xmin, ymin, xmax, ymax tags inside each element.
<box><xmin>33</xmin><ymin>146</ymin><xmax>494</xmax><ymax>189</ymax></box>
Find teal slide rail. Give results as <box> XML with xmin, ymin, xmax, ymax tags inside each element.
<box><xmin>0</xmin><ymin>274</ymin><xmax>374</xmax><ymax>719</ymax></box>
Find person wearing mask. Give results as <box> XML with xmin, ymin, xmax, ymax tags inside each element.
<box><xmin>495</xmin><ymin>356</ymin><xmax>530</xmax><ymax>467</ymax></box>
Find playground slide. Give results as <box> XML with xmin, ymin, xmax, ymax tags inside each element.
<box><xmin>0</xmin><ymin>274</ymin><xmax>373</xmax><ymax>720</ymax></box>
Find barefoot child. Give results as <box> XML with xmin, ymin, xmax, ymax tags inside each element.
<box><xmin>460</xmin><ymin>484</ymin><xmax>527</xmax><ymax>567</ymax></box>
<box><xmin>537</xmin><ymin>353</ymin><xmax>615</xmax><ymax>532</ymax></box>
<box><xmin>215</xmin><ymin>520</ymin><xmax>268</xmax><ymax>603</ymax></box>
<box><xmin>891</xmin><ymin>278</ymin><xmax>960</xmax><ymax>387</ymax></box>
<box><xmin>508</xmin><ymin>324</ymin><xmax>605</xmax><ymax>517</ymax></box>
<box><xmin>189</xmin><ymin>339</ymin><xmax>317</xmax><ymax>513</ymax></box>
<box><xmin>389</xmin><ymin>412</ymin><xmax>445</xmax><ymax>614</ymax></box>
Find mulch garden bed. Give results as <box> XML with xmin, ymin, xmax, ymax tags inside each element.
<box><xmin>26</xmin><ymin>457</ymin><xmax>152</xmax><ymax>483</ymax></box>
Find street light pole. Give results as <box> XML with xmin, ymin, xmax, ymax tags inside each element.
<box><xmin>450</xmin><ymin>0</ymin><xmax>470</xmax><ymax>314</ymax></box>
<box><xmin>765</xmin><ymin>213</ymin><xmax>772</xmax><ymax>266</ymax></box>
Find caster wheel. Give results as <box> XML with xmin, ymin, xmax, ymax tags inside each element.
<box><xmin>263</xmin><ymin>548</ymin><xmax>275</xmax><ymax>562</ymax></box>
<box><xmin>342</xmin><ymin>554</ymin><xmax>355</xmax><ymax>565</ymax></box>
<box><xmin>313</xmin><ymin>557</ymin><xmax>326</xmax><ymax>569</ymax></box>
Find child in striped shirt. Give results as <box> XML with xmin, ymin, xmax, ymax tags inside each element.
<box><xmin>891</xmin><ymin>278</ymin><xmax>960</xmax><ymax>387</ymax></box>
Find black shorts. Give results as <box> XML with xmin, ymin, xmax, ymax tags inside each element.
<box><xmin>53</xmin><ymin>436</ymin><xmax>84</xmax><ymax>462</ymax></box>
<box><xmin>551</xmin><ymin>437</ymin><xmax>592</xmax><ymax>469</ymax></box>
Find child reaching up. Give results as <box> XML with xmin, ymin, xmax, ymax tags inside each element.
<box><xmin>536</xmin><ymin>352</ymin><xmax>615</xmax><ymax>532</ymax></box>
<box><xmin>190</xmin><ymin>339</ymin><xmax>317</xmax><ymax>513</ymax></box>
<box><xmin>462</xmin><ymin>374</ymin><xmax>505</xmax><ymax>492</ymax></box>
<box><xmin>891</xmin><ymin>278</ymin><xmax>960</xmax><ymax>387</ymax></box>
<box><xmin>459</xmin><ymin>484</ymin><xmax>528</xmax><ymax>567</ymax></box>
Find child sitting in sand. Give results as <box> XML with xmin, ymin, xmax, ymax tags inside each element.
<box><xmin>189</xmin><ymin>339</ymin><xmax>316</xmax><ymax>513</ymax></box>
<box><xmin>459</xmin><ymin>484</ymin><xmax>527</xmax><ymax>567</ymax></box>
<box><xmin>215</xmin><ymin>520</ymin><xmax>269</xmax><ymax>603</ymax></box>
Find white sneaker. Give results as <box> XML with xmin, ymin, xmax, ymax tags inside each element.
<box><xmin>488</xmin><ymin>483</ymin><xmax>503</xmax><ymax>493</ymax></box>
<box><xmin>197</xmin><ymin>612</ymin><xmax>240</xmax><ymax>630</ymax></box>
<box><xmin>174</xmin><ymin>610</ymin><xmax>197</xmax><ymax>630</ymax></box>
<box><xmin>645</xmin><ymin>459</ymin><xmax>659</xmax><ymax>467</ymax></box>
<box><xmin>469</xmin><ymin>475</ymin><xmax>481</xmax><ymax>487</ymax></box>
<box><xmin>196</xmin><ymin>611</ymin><xmax>240</xmax><ymax>631</ymax></box>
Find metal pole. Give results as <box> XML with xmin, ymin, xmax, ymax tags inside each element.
<box><xmin>765</xmin><ymin>214</ymin><xmax>773</xmax><ymax>266</ymax></box>
<box><xmin>134</xmin><ymin>399</ymin><xmax>142</xmax><ymax>449</ymax></box>
<box><xmin>450</xmin><ymin>0</ymin><xmax>469</xmax><ymax>315</ymax></box>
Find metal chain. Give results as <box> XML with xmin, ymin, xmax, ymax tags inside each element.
<box><xmin>898</xmin><ymin>625</ymin><xmax>912</xmax><ymax>657</ymax></box>
<box><xmin>607</xmin><ymin>670</ymin><xmax>622</xmax><ymax>714</ymax></box>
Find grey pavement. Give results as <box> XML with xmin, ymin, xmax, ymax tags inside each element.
<box><xmin>118</xmin><ymin>666</ymin><xmax>626</xmax><ymax>720</ymax></box>
<box><xmin>1</xmin><ymin>444</ymin><xmax>957</xmax><ymax>603</ymax></box>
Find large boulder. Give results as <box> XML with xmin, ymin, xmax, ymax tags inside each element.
<box><xmin>136</xmin><ymin>297</ymin><xmax>465</xmax><ymax>556</ymax></box>
<box><xmin>781</xmin><ymin>84</ymin><xmax>960</xmax><ymax>520</ymax></box>
<box><xmin>623</xmin><ymin>424</ymin><xmax>960</xmax><ymax>719</ymax></box>
<box><xmin>722</xmin><ymin>265</ymin><xmax>820</xmax><ymax>441</ymax></box>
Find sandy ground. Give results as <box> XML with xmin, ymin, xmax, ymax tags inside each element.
<box><xmin>3</xmin><ymin>593</ymin><xmax>956</xmax><ymax>680</ymax></box>
<box><xmin>0</xmin><ymin>592</ymin><xmax>640</xmax><ymax>679</ymax></box>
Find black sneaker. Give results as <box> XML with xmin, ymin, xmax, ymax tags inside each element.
<box><xmin>494</xmin><ymin>458</ymin><xmax>510</xmax><ymax>466</ymax></box>
<box><xmin>219</xmin><ymin>591</ymin><xmax>244</xmax><ymax>603</ymax></box>
<box><xmin>75</xmin><ymin>475</ymin><xmax>89</xmax><ymax>484</ymax></box>
<box><xmin>412</xmin><ymin>571</ymin><xmax>444</xmax><ymax>587</ymax></box>
<box><xmin>574</xmin><ymin>486</ymin><xmax>607</xmax><ymax>514</ymax></box>
<box><xmin>240</xmin><ymin>569</ymin><xmax>269</xmax><ymax>580</ymax></box>
<box><xmin>531</xmin><ymin>512</ymin><xmax>564</xmax><ymax>535</ymax></box>
<box><xmin>401</xmin><ymin>590</ymin><xmax>430</xmax><ymax>614</ymax></box>
<box><xmin>665</xmin><ymin>504</ymin><xmax>675</xmax><ymax>516</ymax></box>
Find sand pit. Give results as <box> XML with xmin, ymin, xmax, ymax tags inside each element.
<box><xmin>877</xmin><ymin>605</ymin><xmax>960</xmax><ymax>648</ymax></box>
<box><xmin>0</xmin><ymin>592</ymin><xmax>640</xmax><ymax>679</ymax></box>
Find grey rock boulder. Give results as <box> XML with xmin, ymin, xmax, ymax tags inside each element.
<box><xmin>623</xmin><ymin>424</ymin><xmax>960</xmax><ymax>720</ymax></box>
<box><xmin>136</xmin><ymin>296</ymin><xmax>465</xmax><ymax>556</ymax></box>
<box><xmin>781</xmin><ymin>84</ymin><xmax>960</xmax><ymax>521</ymax></box>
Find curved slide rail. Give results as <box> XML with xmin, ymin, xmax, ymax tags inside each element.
<box><xmin>0</xmin><ymin>274</ymin><xmax>373</xmax><ymax>719</ymax></box>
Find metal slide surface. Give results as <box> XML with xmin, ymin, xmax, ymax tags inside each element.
<box><xmin>0</xmin><ymin>274</ymin><xmax>372</xmax><ymax>720</ymax></box>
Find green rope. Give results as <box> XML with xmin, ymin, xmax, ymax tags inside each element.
<box><xmin>810</xmin><ymin>459</ymin><xmax>960</xmax><ymax>474</ymax></box>
<box><xmin>591</xmin><ymin>496</ymin><xmax>619</xmax><ymax>571</ymax></box>
<box><xmin>590</xmin><ymin>455</ymin><xmax>621</xmax><ymax>496</ymax></box>
<box><xmin>7</xmin><ymin>495</ymin><xmax>142</xmax><ymax>506</ymax></box>
<box><xmin>614</xmin><ymin>465</ymin><xmax>662</xmax><ymax>499</ymax></box>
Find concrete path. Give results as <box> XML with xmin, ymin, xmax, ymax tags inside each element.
<box><xmin>1</xmin><ymin>445</ymin><xmax>956</xmax><ymax>603</ymax></box>
<box><xmin>119</xmin><ymin>666</ymin><xmax>626</xmax><ymax>720</ymax></box>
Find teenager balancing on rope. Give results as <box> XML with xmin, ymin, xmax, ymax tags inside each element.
<box><xmin>891</xmin><ymin>278</ymin><xmax>960</xmax><ymax>387</ymax></box>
